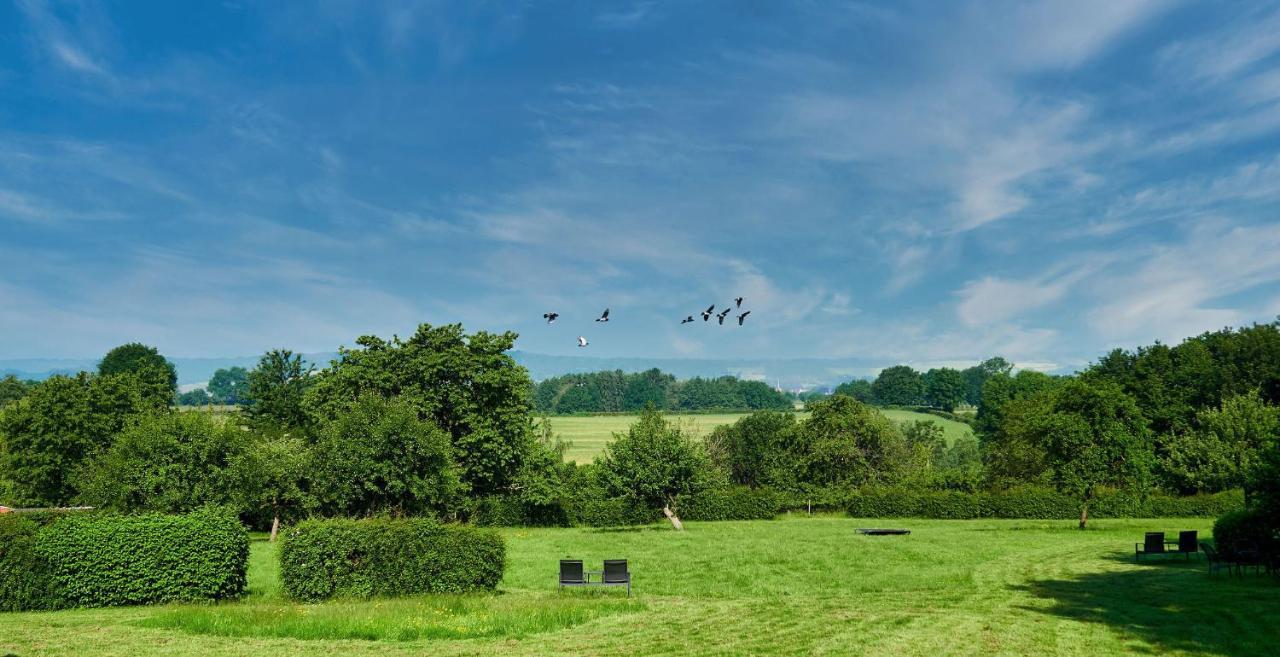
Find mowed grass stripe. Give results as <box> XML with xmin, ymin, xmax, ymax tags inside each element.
<box><xmin>544</xmin><ymin>409</ymin><xmax>974</xmax><ymax>463</ymax></box>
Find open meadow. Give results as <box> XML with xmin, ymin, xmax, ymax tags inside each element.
<box><xmin>3</xmin><ymin>515</ymin><xmax>1275</xmax><ymax>657</ymax></box>
<box><xmin>545</xmin><ymin>409</ymin><xmax>974</xmax><ymax>463</ymax></box>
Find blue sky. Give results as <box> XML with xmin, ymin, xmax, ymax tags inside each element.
<box><xmin>2</xmin><ymin>1</ymin><xmax>1280</xmax><ymax>372</ymax></box>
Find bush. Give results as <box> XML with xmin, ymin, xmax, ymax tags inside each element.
<box><xmin>279</xmin><ymin>517</ymin><xmax>504</xmax><ymax>602</ymax></box>
<box><xmin>1213</xmin><ymin>508</ymin><xmax>1276</xmax><ymax>557</ymax></box>
<box><xmin>569</xmin><ymin>497</ymin><xmax>661</xmax><ymax>527</ymax></box>
<box><xmin>677</xmin><ymin>487</ymin><xmax>779</xmax><ymax>521</ymax></box>
<box><xmin>472</xmin><ymin>495</ymin><xmax>570</xmax><ymax>527</ymax></box>
<box><xmin>27</xmin><ymin>507</ymin><xmax>247</xmax><ymax>609</ymax></box>
<box><xmin>847</xmin><ymin>489</ymin><xmax>1243</xmax><ymax>520</ymax></box>
<box><xmin>0</xmin><ymin>515</ymin><xmax>56</xmax><ymax>611</ymax></box>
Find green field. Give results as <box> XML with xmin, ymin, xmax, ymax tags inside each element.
<box><xmin>3</xmin><ymin>516</ymin><xmax>1276</xmax><ymax>656</ymax></box>
<box><xmin>544</xmin><ymin>409</ymin><xmax>975</xmax><ymax>463</ymax></box>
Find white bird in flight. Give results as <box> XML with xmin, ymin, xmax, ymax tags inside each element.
<box><xmin>577</xmin><ymin>336</ymin><xmax>589</xmax><ymax>348</ymax></box>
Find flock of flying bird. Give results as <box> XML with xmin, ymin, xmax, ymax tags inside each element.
<box><xmin>542</xmin><ymin>298</ymin><xmax>751</xmax><ymax>348</ymax></box>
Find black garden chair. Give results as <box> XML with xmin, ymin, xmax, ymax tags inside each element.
<box><xmin>601</xmin><ymin>559</ymin><xmax>631</xmax><ymax>596</ymax></box>
<box><xmin>559</xmin><ymin>559</ymin><xmax>587</xmax><ymax>588</ymax></box>
<box><xmin>1135</xmin><ymin>532</ymin><xmax>1165</xmax><ymax>562</ymax></box>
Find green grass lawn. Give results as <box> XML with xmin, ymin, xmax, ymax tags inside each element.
<box><xmin>3</xmin><ymin>516</ymin><xmax>1276</xmax><ymax>656</ymax></box>
<box><xmin>545</xmin><ymin>409</ymin><xmax>974</xmax><ymax>463</ymax></box>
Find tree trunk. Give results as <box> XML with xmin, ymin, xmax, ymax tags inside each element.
<box><xmin>662</xmin><ymin>504</ymin><xmax>684</xmax><ymax>531</ymax></box>
<box><xmin>269</xmin><ymin>513</ymin><xmax>281</xmax><ymax>542</ymax></box>
<box><xmin>1078</xmin><ymin>504</ymin><xmax>1088</xmax><ymax>530</ymax></box>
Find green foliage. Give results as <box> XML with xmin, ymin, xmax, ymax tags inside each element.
<box><xmin>848</xmin><ymin>488</ymin><xmax>1242</xmax><ymax>519</ymax></box>
<box><xmin>792</xmin><ymin>395</ymin><xmax>921</xmax><ymax>489</ymax></box>
<box><xmin>1212</xmin><ymin>508</ymin><xmax>1275</xmax><ymax>557</ymax></box>
<box><xmin>0</xmin><ymin>374</ymin><xmax>33</xmax><ymax>408</ymax></box>
<box><xmin>1162</xmin><ymin>391</ymin><xmax>1279</xmax><ymax>496</ymax></box>
<box><xmin>30</xmin><ymin>508</ymin><xmax>248</xmax><ymax>609</ymax></box>
<box><xmin>676</xmin><ymin>486</ymin><xmax>779</xmax><ymax>521</ymax></box>
<box><xmin>246</xmin><ymin>349</ymin><xmax>313</xmax><ymax>430</ymax></box>
<box><xmin>305</xmin><ymin>324</ymin><xmax>535</xmax><ymax>497</ymax></box>
<box><xmin>872</xmin><ymin>365</ymin><xmax>925</xmax><ymax>406</ymax></box>
<box><xmin>975</xmin><ymin>369</ymin><xmax>1060</xmax><ymax>436</ymax></box>
<box><xmin>207</xmin><ymin>367</ymin><xmax>250</xmax><ymax>405</ymax></box>
<box><xmin>598</xmin><ymin>409</ymin><xmax>717</xmax><ymax>519</ymax></box>
<box><xmin>230</xmin><ymin>431</ymin><xmax>313</xmax><ymax>532</ymax></box>
<box><xmin>308</xmin><ymin>395</ymin><xmax>461</xmax><ymax>517</ymax></box>
<box><xmin>923</xmin><ymin>368</ymin><xmax>967</xmax><ymax>412</ymax></box>
<box><xmin>0</xmin><ymin>373</ymin><xmax>153</xmax><ymax>506</ymax></box>
<box><xmin>0</xmin><ymin>515</ymin><xmax>56</xmax><ymax>611</ymax></box>
<box><xmin>278</xmin><ymin>517</ymin><xmax>504</xmax><ymax>601</ymax></box>
<box><xmin>97</xmin><ymin>342</ymin><xmax>177</xmax><ymax>405</ymax></box>
<box><xmin>832</xmin><ymin>379</ymin><xmax>875</xmax><ymax>403</ymax></box>
<box><xmin>533</xmin><ymin>369</ymin><xmax>792</xmax><ymax>413</ymax></box>
<box><xmin>705</xmin><ymin>410</ymin><xmax>797</xmax><ymax>488</ymax></box>
<box><xmin>960</xmin><ymin>357</ymin><xmax>1012</xmax><ymax>406</ymax></box>
<box><xmin>77</xmin><ymin>411</ymin><xmax>250</xmax><ymax>513</ymax></box>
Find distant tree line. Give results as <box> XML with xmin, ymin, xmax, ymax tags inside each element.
<box><xmin>831</xmin><ymin>357</ymin><xmax>1012</xmax><ymax>412</ymax></box>
<box><xmin>532</xmin><ymin>369</ymin><xmax>793</xmax><ymax>414</ymax></box>
<box><xmin>176</xmin><ymin>366</ymin><xmax>250</xmax><ymax>406</ymax></box>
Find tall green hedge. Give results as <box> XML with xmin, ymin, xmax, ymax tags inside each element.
<box><xmin>279</xmin><ymin>518</ymin><xmax>505</xmax><ymax>602</ymax></box>
<box><xmin>847</xmin><ymin>488</ymin><xmax>1243</xmax><ymax>519</ymax></box>
<box><xmin>1</xmin><ymin>508</ymin><xmax>247</xmax><ymax>611</ymax></box>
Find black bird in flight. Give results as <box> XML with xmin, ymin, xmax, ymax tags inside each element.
<box><xmin>595</xmin><ymin>308</ymin><xmax>610</xmax><ymax>322</ymax></box>
<box><xmin>701</xmin><ymin>304</ymin><xmax>716</xmax><ymax>321</ymax></box>
<box><xmin>543</xmin><ymin>312</ymin><xmax>559</xmax><ymax>324</ymax></box>
<box><xmin>735</xmin><ymin>297</ymin><xmax>744</xmax><ymax>308</ymax></box>
<box><xmin>737</xmin><ymin>310</ymin><xmax>751</xmax><ymax>326</ymax></box>
<box><xmin>717</xmin><ymin>308</ymin><xmax>732</xmax><ymax>325</ymax></box>
<box><xmin>681</xmin><ymin>316</ymin><xmax>695</xmax><ymax>324</ymax></box>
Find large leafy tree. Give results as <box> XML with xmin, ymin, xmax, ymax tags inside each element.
<box><xmin>208</xmin><ymin>367</ymin><xmax>250</xmax><ymax>405</ymax></box>
<box><xmin>76</xmin><ymin>411</ymin><xmax>250</xmax><ymax>513</ymax></box>
<box><xmin>1020</xmin><ymin>379</ymin><xmax>1154</xmax><ymax>528</ymax></box>
<box><xmin>833</xmin><ymin>379</ymin><xmax>875</xmax><ymax>403</ymax></box>
<box><xmin>871</xmin><ymin>365</ymin><xmax>925</xmax><ymax>406</ymax></box>
<box><xmin>98</xmin><ymin>343</ymin><xmax>177</xmax><ymax>407</ymax></box>
<box><xmin>0</xmin><ymin>373</ymin><xmax>151</xmax><ymax>506</ymax></box>
<box><xmin>246</xmin><ymin>350</ymin><xmax>313</xmax><ymax>430</ymax></box>
<box><xmin>305</xmin><ymin>324</ymin><xmax>536</xmax><ymax>497</ymax></box>
<box><xmin>961</xmin><ymin>357</ymin><xmax>1013</xmax><ymax>406</ymax></box>
<box><xmin>232</xmin><ymin>432</ymin><xmax>313</xmax><ymax>540</ymax></box>
<box><xmin>308</xmin><ymin>395</ymin><xmax>460</xmax><ymax>517</ymax></box>
<box><xmin>975</xmin><ymin>370</ymin><xmax>1060</xmax><ymax>436</ymax></box>
<box><xmin>924</xmin><ymin>368</ymin><xmax>967</xmax><ymax>411</ymax></box>
<box><xmin>792</xmin><ymin>395</ymin><xmax>920</xmax><ymax>489</ymax></box>
<box><xmin>598</xmin><ymin>409</ymin><xmax>715</xmax><ymax>530</ymax></box>
<box><xmin>0</xmin><ymin>375</ymin><xmax>32</xmax><ymax>409</ymax></box>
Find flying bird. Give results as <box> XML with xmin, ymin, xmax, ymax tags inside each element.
<box><xmin>543</xmin><ymin>312</ymin><xmax>559</xmax><ymax>324</ymax></box>
<box><xmin>717</xmin><ymin>308</ymin><xmax>732</xmax><ymax>325</ymax></box>
<box><xmin>595</xmin><ymin>308</ymin><xmax>610</xmax><ymax>322</ymax></box>
<box><xmin>577</xmin><ymin>336</ymin><xmax>588</xmax><ymax>348</ymax></box>
<box><xmin>701</xmin><ymin>304</ymin><xmax>716</xmax><ymax>321</ymax></box>
<box><xmin>737</xmin><ymin>311</ymin><xmax>751</xmax><ymax>326</ymax></box>
<box><xmin>681</xmin><ymin>316</ymin><xmax>695</xmax><ymax>324</ymax></box>
<box><xmin>735</xmin><ymin>297</ymin><xmax>744</xmax><ymax>308</ymax></box>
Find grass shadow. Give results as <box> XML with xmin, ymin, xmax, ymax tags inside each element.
<box><xmin>1015</xmin><ymin>561</ymin><xmax>1279</xmax><ymax>656</ymax></box>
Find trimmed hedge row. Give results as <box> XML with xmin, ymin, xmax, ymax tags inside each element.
<box><xmin>676</xmin><ymin>487</ymin><xmax>780</xmax><ymax>521</ymax></box>
<box><xmin>0</xmin><ymin>508</ymin><xmax>248</xmax><ymax>611</ymax></box>
<box><xmin>846</xmin><ymin>488</ymin><xmax>1244</xmax><ymax>519</ymax></box>
<box><xmin>471</xmin><ymin>496</ymin><xmax>571</xmax><ymax>528</ymax></box>
<box><xmin>280</xmin><ymin>518</ymin><xmax>505</xmax><ymax>602</ymax></box>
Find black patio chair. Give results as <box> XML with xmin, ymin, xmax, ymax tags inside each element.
<box><xmin>559</xmin><ymin>559</ymin><xmax>587</xmax><ymax>588</ymax></box>
<box><xmin>602</xmin><ymin>559</ymin><xmax>631</xmax><ymax>596</ymax></box>
<box><xmin>1201</xmin><ymin>542</ymin><xmax>1230</xmax><ymax>575</ymax></box>
<box><xmin>1172</xmin><ymin>530</ymin><xmax>1198</xmax><ymax>560</ymax></box>
<box><xmin>1136</xmin><ymin>532</ymin><xmax>1165</xmax><ymax>562</ymax></box>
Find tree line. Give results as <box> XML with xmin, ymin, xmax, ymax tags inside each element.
<box><xmin>832</xmin><ymin>357</ymin><xmax>1013</xmax><ymax>411</ymax></box>
<box><xmin>532</xmin><ymin>369</ymin><xmax>793</xmax><ymax>414</ymax></box>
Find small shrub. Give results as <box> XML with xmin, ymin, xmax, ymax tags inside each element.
<box><xmin>678</xmin><ymin>487</ymin><xmax>779</xmax><ymax>521</ymax></box>
<box><xmin>32</xmin><ymin>507</ymin><xmax>248</xmax><ymax>608</ymax></box>
<box><xmin>279</xmin><ymin>517</ymin><xmax>504</xmax><ymax>602</ymax></box>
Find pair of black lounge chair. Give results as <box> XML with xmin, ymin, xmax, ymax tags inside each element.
<box><xmin>1135</xmin><ymin>531</ymin><xmax>1198</xmax><ymax>561</ymax></box>
<box><xmin>559</xmin><ymin>559</ymin><xmax>631</xmax><ymax>596</ymax></box>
